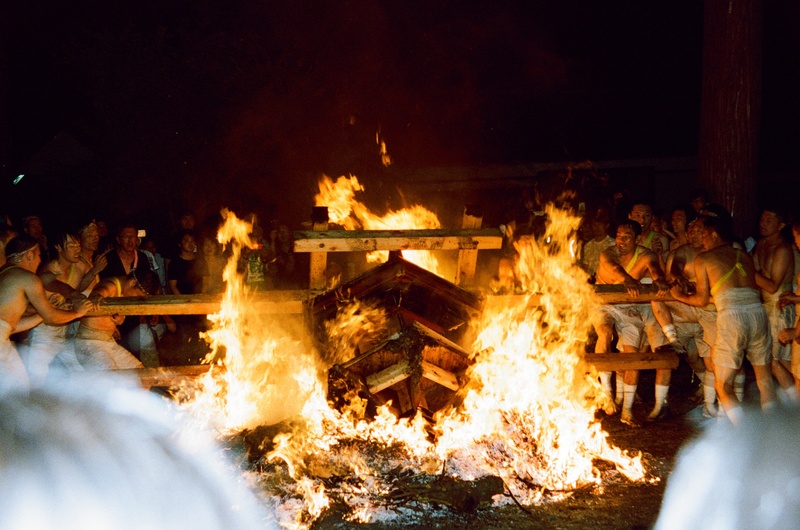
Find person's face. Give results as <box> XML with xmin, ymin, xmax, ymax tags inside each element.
<box><xmin>58</xmin><ymin>235</ymin><xmax>82</xmax><ymax>263</ymax></box>
<box><xmin>25</xmin><ymin>219</ymin><xmax>43</xmax><ymax>239</ymax></box>
<box><xmin>671</xmin><ymin>210</ymin><xmax>687</xmax><ymax>233</ymax></box>
<box><xmin>699</xmin><ymin>223</ymin><xmax>716</xmax><ymax>251</ymax></box>
<box><xmin>278</xmin><ymin>225</ymin><xmax>291</xmax><ymax>242</ymax></box>
<box><xmin>81</xmin><ymin>224</ymin><xmax>100</xmax><ymax>252</ymax></box>
<box><xmin>616</xmin><ymin>226</ymin><xmax>637</xmax><ymax>254</ymax></box>
<box><xmin>142</xmin><ymin>240</ymin><xmax>157</xmax><ymax>254</ymax></box>
<box><xmin>687</xmin><ymin>221</ymin><xmax>703</xmax><ymax>249</ymax></box>
<box><xmin>629</xmin><ymin>205</ymin><xmax>652</xmax><ymax>231</ymax></box>
<box><xmin>179</xmin><ymin>215</ymin><xmax>195</xmax><ymax>230</ymax></box>
<box><xmin>202</xmin><ymin>238</ymin><xmax>218</xmax><ymax>256</ymax></box>
<box><xmin>759</xmin><ymin>211</ymin><xmax>784</xmax><ymax>238</ymax></box>
<box><xmin>117</xmin><ymin>228</ymin><xmax>139</xmax><ymax>252</ymax></box>
<box><xmin>591</xmin><ymin>220</ymin><xmax>609</xmax><ymax>240</ymax></box>
<box><xmin>180</xmin><ymin>234</ymin><xmax>196</xmax><ymax>253</ymax></box>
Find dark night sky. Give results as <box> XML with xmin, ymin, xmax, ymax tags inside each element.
<box><xmin>1</xmin><ymin>1</ymin><xmax>798</xmax><ymax>234</ymax></box>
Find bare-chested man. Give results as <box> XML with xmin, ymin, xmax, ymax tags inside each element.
<box><xmin>753</xmin><ymin>207</ymin><xmax>796</xmax><ymax>401</ymax></box>
<box><xmin>592</xmin><ymin>220</ymin><xmax>671</xmax><ymax>427</ymax></box>
<box><xmin>671</xmin><ymin>216</ymin><xmax>776</xmax><ymax>425</ymax></box>
<box><xmin>663</xmin><ymin>219</ymin><xmax>719</xmax><ymax>417</ymax></box>
<box><xmin>19</xmin><ymin>231</ymin><xmax>99</xmax><ymax>386</ymax></box>
<box><xmin>777</xmin><ymin>220</ymin><xmax>800</xmax><ymax>393</ymax></box>
<box><xmin>73</xmin><ymin>274</ymin><xmax>146</xmax><ymax>370</ymax></box>
<box><xmin>0</xmin><ymin>236</ymin><xmax>93</xmax><ymax>387</ymax></box>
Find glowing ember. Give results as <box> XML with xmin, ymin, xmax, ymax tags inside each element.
<box><xmin>181</xmin><ymin>204</ymin><xmax>645</xmax><ymax>529</ymax></box>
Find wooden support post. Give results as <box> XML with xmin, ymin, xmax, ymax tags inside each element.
<box><xmin>581</xmin><ymin>351</ymin><xmax>680</xmax><ymax>372</ymax></box>
<box><xmin>420</xmin><ymin>360</ymin><xmax>459</xmax><ymax>391</ymax></box>
<box><xmin>309</xmin><ymin>206</ymin><xmax>329</xmax><ymax>291</ymax></box>
<box><xmin>456</xmin><ymin>205</ymin><xmax>482</xmax><ymax>287</ymax></box>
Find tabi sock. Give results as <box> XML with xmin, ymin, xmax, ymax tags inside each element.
<box><xmin>623</xmin><ymin>384</ymin><xmax>637</xmax><ymax>414</ymax></box>
<box><xmin>734</xmin><ymin>372</ymin><xmax>746</xmax><ymax>402</ymax></box>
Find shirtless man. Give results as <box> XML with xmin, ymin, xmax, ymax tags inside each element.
<box><xmin>753</xmin><ymin>207</ymin><xmax>796</xmax><ymax>400</ymax></box>
<box><xmin>0</xmin><ymin>236</ymin><xmax>93</xmax><ymax>387</ymax></box>
<box><xmin>0</xmin><ymin>224</ymin><xmax>18</xmax><ymax>267</ymax></box>
<box><xmin>671</xmin><ymin>216</ymin><xmax>776</xmax><ymax>425</ymax></box>
<box><xmin>777</xmin><ymin>220</ymin><xmax>800</xmax><ymax>393</ymax></box>
<box><xmin>663</xmin><ymin>220</ymin><xmax>719</xmax><ymax>417</ymax></box>
<box><xmin>629</xmin><ymin>202</ymin><xmax>669</xmax><ymax>265</ymax></box>
<box><xmin>73</xmin><ymin>274</ymin><xmax>146</xmax><ymax>370</ymax></box>
<box><xmin>20</xmin><ymin>231</ymin><xmax>98</xmax><ymax>386</ymax></box>
<box><xmin>592</xmin><ymin>220</ymin><xmax>671</xmax><ymax>426</ymax></box>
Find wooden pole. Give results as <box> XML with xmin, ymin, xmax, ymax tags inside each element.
<box><xmin>89</xmin><ymin>291</ymin><xmax>308</xmax><ymax>316</ymax></box>
<box><xmin>455</xmin><ymin>205</ymin><xmax>483</xmax><ymax>287</ymax></box>
<box><xmin>292</xmin><ymin>228</ymin><xmax>503</xmax><ymax>253</ymax></box>
<box><xmin>581</xmin><ymin>351</ymin><xmax>680</xmax><ymax>372</ymax></box>
<box><xmin>309</xmin><ymin>207</ymin><xmax>329</xmax><ymax>290</ymax></box>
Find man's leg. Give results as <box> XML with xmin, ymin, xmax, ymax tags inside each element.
<box><xmin>620</xmin><ymin>345</ymin><xmax>640</xmax><ymax>427</ymax></box>
<box><xmin>752</xmin><ymin>362</ymin><xmax>777</xmax><ymax>411</ymax></box>
<box><xmin>714</xmin><ymin>364</ymin><xmax>742</xmax><ymax>425</ymax></box>
<box><xmin>702</xmin><ymin>356</ymin><xmax>717</xmax><ymax>418</ymax></box>
<box><xmin>648</xmin><ymin>368</ymin><xmax>672</xmax><ymax>420</ymax></box>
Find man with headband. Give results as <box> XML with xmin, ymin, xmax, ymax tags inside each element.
<box><xmin>0</xmin><ymin>236</ymin><xmax>94</xmax><ymax>387</ymax></box>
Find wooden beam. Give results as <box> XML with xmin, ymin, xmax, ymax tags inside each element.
<box><xmin>309</xmin><ymin>216</ymin><xmax>329</xmax><ymax>290</ymax></box>
<box><xmin>581</xmin><ymin>351</ymin><xmax>679</xmax><ymax>372</ymax></box>
<box><xmin>293</xmin><ymin>228</ymin><xmax>503</xmax><ymax>253</ymax></box>
<box><xmin>593</xmin><ymin>284</ymin><xmax>676</xmax><ymax>304</ymax></box>
<box><xmin>89</xmin><ymin>291</ymin><xmax>308</xmax><ymax>316</ymax></box>
<box><xmin>456</xmin><ymin>206</ymin><xmax>483</xmax><ymax>287</ymax></box>
<box><xmin>420</xmin><ymin>360</ymin><xmax>459</xmax><ymax>391</ymax></box>
<box><xmin>367</xmin><ymin>360</ymin><xmax>412</xmax><ymax>393</ymax></box>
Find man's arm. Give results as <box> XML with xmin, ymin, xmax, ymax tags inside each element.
<box><xmin>23</xmin><ymin>276</ymin><xmax>92</xmax><ymax>326</ymax></box>
<box><xmin>671</xmin><ymin>255</ymin><xmax>710</xmax><ymax>307</ymax></box>
<box><xmin>643</xmin><ymin>250</ymin><xmax>670</xmax><ymax>297</ymax></box>
<box><xmin>598</xmin><ymin>249</ymin><xmax>641</xmax><ymax>297</ymax></box>
<box><xmin>755</xmin><ymin>246</ymin><xmax>794</xmax><ymax>294</ymax></box>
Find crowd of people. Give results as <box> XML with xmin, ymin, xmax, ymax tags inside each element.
<box><xmin>571</xmin><ymin>189</ymin><xmax>800</xmax><ymax>427</ymax></box>
<box><xmin>0</xmin><ymin>211</ymin><xmax>304</xmax><ymax>389</ymax></box>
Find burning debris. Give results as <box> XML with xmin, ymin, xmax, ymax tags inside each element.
<box><xmin>178</xmin><ymin>200</ymin><xmax>646</xmax><ymax>529</ymax></box>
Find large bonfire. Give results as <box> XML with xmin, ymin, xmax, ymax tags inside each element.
<box><xmin>179</xmin><ymin>176</ymin><xmax>645</xmax><ymax>529</ymax></box>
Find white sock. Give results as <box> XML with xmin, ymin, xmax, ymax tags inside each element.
<box><xmin>654</xmin><ymin>384</ymin><xmax>669</xmax><ymax>407</ymax></box>
<box><xmin>599</xmin><ymin>372</ymin><xmax>613</xmax><ymax>396</ymax></box>
<box><xmin>615</xmin><ymin>374</ymin><xmax>625</xmax><ymax>404</ymax></box>
<box><xmin>763</xmin><ymin>400</ymin><xmax>778</xmax><ymax>413</ymax></box>
<box><xmin>662</xmin><ymin>324</ymin><xmax>678</xmax><ymax>344</ymax></box>
<box><xmin>784</xmin><ymin>385</ymin><xmax>798</xmax><ymax>402</ymax></box>
<box><xmin>623</xmin><ymin>384</ymin><xmax>637</xmax><ymax>414</ymax></box>
<box><xmin>703</xmin><ymin>371</ymin><xmax>717</xmax><ymax>407</ymax></box>
<box><xmin>734</xmin><ymin>372</ymin><xmax>746</xmax><ymax>402</ymax></box>
<box><xmin>722</xmin><ymin>404</ymin><xmax>743</xmax><ymax>426</ymax></box>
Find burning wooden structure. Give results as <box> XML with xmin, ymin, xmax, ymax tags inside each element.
<box><xmin>308</xmin><ymin>255</ymin><xmax>482</xmax><ymax>418</ymax></box>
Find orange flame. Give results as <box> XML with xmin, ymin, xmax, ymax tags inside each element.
<box><xmin>181</xmin><ymin>205</ymin><xmax>645</xmax><ymax>528</ymax></box>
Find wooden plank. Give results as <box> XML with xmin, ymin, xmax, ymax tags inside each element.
<box><xmin>581</xmin><ymin>351</ymin><xmax>679</xmax><ymax>372</ymax></box>
<box><xmin>89</xmin><ymin>291</ymin><xmax>308</xmax><ymax>316</ymax></box>
<box><xmin>393</xmin><ymin>381</ymin><xmax>413</xmax><ymax>413</ymax></box>
<box><xmin>115</xmin><ymin>364</ymin><xmax>214</xmax><ymax>388</ymax></box>
<box><xmin>456</xmin><ymin>207</ymin><xmax>482</xmax><ymax>287</ymax></box>
<box><xmin>293</xmin><ymin>228</ymin><xmax>503</xmax><ymax>253</ymax></box>
<box><xmin>420</xmin><ymin>360</ymin><xmax>459</xmax><ymax>391</ymax></box>
<box><xmin>366</xmin><ymin>359</ymin><xmax>412</xmax><ymax>393</ymax></box>
<box><xmin>592</xmin><ymin>284</ymin><xmax>676</xmax><ymax>303</ymax></box>
<box><xmin>309</xmin><ymin>219</ymin><xmax>329</xmax><ymax>290</ymax></box>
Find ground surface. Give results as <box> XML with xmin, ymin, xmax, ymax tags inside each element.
<box><xmin>308</xmin><ymin>365</ymin><xmax>707</xmax><ymax>530</ymax></box>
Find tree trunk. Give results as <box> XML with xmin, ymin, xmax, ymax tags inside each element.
<box><xmin>698</xmin><ymin>0</ymin><xmax>762</xmax><ymax>239</ymax></box>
